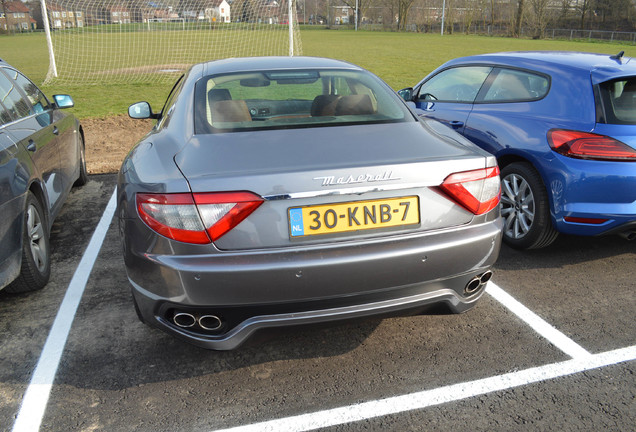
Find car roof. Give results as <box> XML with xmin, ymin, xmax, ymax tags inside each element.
<box><xmin>199</xmin><ymin>56</ymin><xmax>362</xmax><ymax>75</ymax></box>
<box><xmin>444</xmin><ymin>51</ymin><xmax>636</xmax><ymax>84</ymax></box>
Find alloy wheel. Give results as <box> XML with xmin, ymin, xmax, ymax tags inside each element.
<box><xmin>501</xmin><ymin>173</ymin><xmax>536</xmax><ymax>239</ymax></box>
<box><xmin>26</xmin><ymin>203</ymin><xmax>47</xmax><ymax>272</ymax></box>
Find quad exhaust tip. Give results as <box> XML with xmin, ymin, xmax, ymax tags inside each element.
<box><xmin>173</xmin><ymin>312</ymin><xmax>196</xmax><ymax>328</ymax></box>
<box><xmin>199</xmin><ymin>315</ymin><xmax>223</xmax><ymax>331</ymax></box>
<box><xmin>173</xmin><ymin>312</ymin><xmax>224</xmax><ymax>331</ymax></box>
<box><xmin>465</xmin><ymin>270</ymin><xmax>493</xmax><ymax>295</ymax></box>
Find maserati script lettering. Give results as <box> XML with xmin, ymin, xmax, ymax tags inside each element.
<box><xmin>314</xmin><ymin>171</ymin><xmax>401</xmax><ymax>186</ymax></box>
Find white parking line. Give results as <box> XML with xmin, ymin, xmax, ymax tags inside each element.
<box><xmin>9</xmin><ymin>190</ymin><xmax>625</xmax><ymax>432</ymax></box>
<box><xmin>486</xmin><ymin>282</ymin><xmax>592</xmax><ymax>359</ymax></box>
<box><xmin>11</xmin><ymin>190</ymin><xmax>117</xmax><ymax>432</ymax></box>
<box><xmin>207</xmin><ymin>282</ymin><xmax>618</xmax><ymax>432</ymax></box>
<box><xmin>209</xmin><ymin>345</ymin><xmax>636</xmax><ymax>432</ymax></box>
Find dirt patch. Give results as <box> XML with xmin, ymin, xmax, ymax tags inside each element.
<box><xmin>82</xmin><ymin>115</ymin><xmax>154</xmax><ymax>174</ymax></box>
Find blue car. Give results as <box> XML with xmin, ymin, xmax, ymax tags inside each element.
<box><xmin>400</xmin><ymin>51</ymin><xmax>636</xmax><ymax>249</ymax></box>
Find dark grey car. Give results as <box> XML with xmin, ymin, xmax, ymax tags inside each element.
<box><xmin>118</xmin><ymin>57</ymin><xmax>502</xmax><ymax>350</ymax></box>
<box><xmin>0</xmin><ymin>59</ymin><xmax>87</xmax><ymax>293</ymax></box>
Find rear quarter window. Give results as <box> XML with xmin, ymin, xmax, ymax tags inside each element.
<box><xmin>598</xmin><ymin>78</ymin><xmax>636</xmax><ymax>125</ymax></box>
<box><xmin>482</xmin><ymin>68</ymin><xmax>550</xmax><ymax>102</ymax></box>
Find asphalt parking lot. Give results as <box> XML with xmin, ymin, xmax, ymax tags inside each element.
<box><xmin>1</xmin><ymin>174</ymin><xmax>634</xmax><ymax>432</ymax></box>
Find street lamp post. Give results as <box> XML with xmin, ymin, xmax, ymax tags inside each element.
<box><xmin>441</xmin><ymin>0</ymin><xmax>446</xmax><ymax>36</ymax></box>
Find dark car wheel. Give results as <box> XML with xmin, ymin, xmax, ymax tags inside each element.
<box><xmin>500</xmin><ymin>162</ymin><xmax>559</xmax><ymax>250</ymax></box>
<box><xmin>6</xmin><ymin>192</ymin><xmax>51</xmax><ymax>293</ymax></box>
<box><xmin>74</xmin><ymin>133</ymin><xmax>88</xmax><ymax>187</ymax></box>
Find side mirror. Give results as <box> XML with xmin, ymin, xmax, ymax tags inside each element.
<box><xmin>397</xmin><ymin>88</ymin><xmax>414</xmax><ymax>101</ymax></box>
<box><xmin>128</xmin><ymin>101</ymin><xmax>158</xmax><ymax>119</ymax></box>
<box><xmin>53</xmin><ymin>94</ymin><xmax>74</xmax><ymax>109</ymax></box>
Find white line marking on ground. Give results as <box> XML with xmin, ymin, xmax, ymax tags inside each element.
<box><xmin>486</xmin><ymin>282</ymin><xmax>591</xmax><ymax>359</ymax></box>
<box><xmin>12</xmin><ymin>190</ymin><xmax>117</xmax><ymax>432</ymax></box>
<box><xmin>210</xmin><ymin>345</ymin><xmax>636</xmax><ymax>432</ymax></box>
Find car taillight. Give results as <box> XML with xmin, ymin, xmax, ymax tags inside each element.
<box><xmin>439</xmin><ymin>166</ymin><xmax>501</xmax><ymax>215</ymax></box>
<box><xmin>548</xmin><ymin>129</ymin><xmax>636</xmax><ymax>161</ymax></box>
<box><xmin>137</xmin><ymin>192</ymin><xmax>263</xmax><ymax>244</ymax></box>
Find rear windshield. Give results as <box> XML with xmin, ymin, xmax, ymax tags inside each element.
<box><xmin>598</xmin><ymin>77</ymin><xmax>636</xmax><ymax>125</ymax></box>
<box><xmin>194</xmin><ymin>69</ymin><xmax>414</xmax><ymax>134</ymax></box>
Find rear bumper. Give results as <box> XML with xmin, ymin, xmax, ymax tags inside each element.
<box><xmin>132</xmin><ymin>276</ymin><xmax>492</xmax><ymax>350</ymax></box>
<box><xmin>545</xmin><ymin>155</ymin><xmax>636</xmax><ymax>237</ymax></box>
<box><xmin>127</xmin><ymin>218</ymin><xmax>503</xmax><ymax>350</ymax></box>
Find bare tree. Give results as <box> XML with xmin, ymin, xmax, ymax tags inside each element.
<box><xmin>576</xmin><ymin>0</ymin><xmax>591</xmax><ymax>29</ymax></box>
<box><xmin>513</xmin><ymin>0</ymin><xmax>524</xmax><ymax>36</ymax></box>
<box><xmin>527</xmin><ymin>0</ymin><xmax>552</xmax><ymax>38</ymax></box>
<box><xmin>395</xmin><ymin>0</ymin><xmax>415</xmax><ymax>30</ymax></box>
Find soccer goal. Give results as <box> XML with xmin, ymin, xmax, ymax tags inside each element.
<box><xmin>40</xmin><ymin>0</ymin><xmax>303</xmax><ymax>84</ymax></box>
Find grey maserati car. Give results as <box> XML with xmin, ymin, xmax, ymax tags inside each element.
<box><xmin>118</xmin><ymin>56</ymin><xmax>502</xmax><ymax>350</ymax></box>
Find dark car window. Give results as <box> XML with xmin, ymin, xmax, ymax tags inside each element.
<box><xmin>482</xmin><ymin>68</ymin><xmax>549</xmax><ymax>102</ymax></box>
<box><xmin>0</xmin><ymin>70</ymin><xmax>32</xmax><ymax>120</ymax></box>
<box><xmin>417</xmin><ymin>66</ymin><xmax>491</xmax><ymax>103</ymax></box>
<box><xmin>0</xmin><ymin>100</ymin><xmax>13</xmax><ymax>126</ymax></box>
<box><xmin>598</xmin><ymin>77</ymin><xmax>636</xmax><ymax>125</ymax></box>
<box><xmin>194</xmin><ymin>69</ymin><xmax>413</xmax><ymax>134</ymax></box>
<box><xmin>5</xmin><ymin>68</ymin><xmax>51</xmax><ymax>114</ymax></box>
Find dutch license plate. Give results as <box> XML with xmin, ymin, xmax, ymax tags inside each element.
<box><xmin>288</xmin><ymin>196</ymin><xmax>420</xmax><ymax>237</ymax></box>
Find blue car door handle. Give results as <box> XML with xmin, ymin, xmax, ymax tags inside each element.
<box><xmin>449</xmin><ymin>120</ymin><xmax>464</xmax><ymax>129</ymax></box>
<box><xmin>26</xmin><ymin>139</ymin><xmax>36</xmax><ymax>152</ymax></box>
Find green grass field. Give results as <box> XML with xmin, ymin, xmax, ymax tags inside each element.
<box><xmin>1</xmin><ymin>29</ymin><xmax>635</xmax><ymax>119</ymax></box>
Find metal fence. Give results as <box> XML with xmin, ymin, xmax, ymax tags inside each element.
<box><xmin>341</xmin><ymin>22</ymin><xmax>636</xmax><ymax>44</ymax></box>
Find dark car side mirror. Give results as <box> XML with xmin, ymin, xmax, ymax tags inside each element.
<box><xmin>398</xmin><ymin>88</ymin><xmax>414</xmax><ymax>101</ymax></box>
<box><xmin>128</xmin><ymin>101</ymin><xmax>159</xmax><ymax>119</ymax></box>
<box><xmin>53</xmin><ymin>94</ymin><xmax>74</xmax><ymax>109</ymax></box>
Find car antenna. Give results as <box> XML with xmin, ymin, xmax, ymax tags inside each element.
<box><xmin>611</xmin><ymin>51</ymin><xmax>625</xmax><ymax>60</ymax></box>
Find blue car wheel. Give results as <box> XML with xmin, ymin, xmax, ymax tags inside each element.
<box><xmin>500</xmin><ymin>162</ymin><xmax>559</xmax><ymax>249</ymax></box>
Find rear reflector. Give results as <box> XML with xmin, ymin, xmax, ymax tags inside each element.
<box><xmin>564</xmin><ymin>216</ymin><xmax>608</xmax><ymax>225</ymax></box>
<box><xmin>439</xmin><ymin>166</ymin><xmax>501</xmax><ymax>215</ymax></box>
<box><xmin>548</xmin><ymin>129</ymin><xmax>636</xmax><ymax>161</ymax></box>
<box><xmin>137</xmin><ymin>192</ymin><xmax>263</xmax><ymax>244</ymax></box>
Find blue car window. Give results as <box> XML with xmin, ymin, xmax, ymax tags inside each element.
<box><xmin>417</xmin><ymin>66</ymin><xmax>491</xmax><ymax>103</ymax></box>
<box><xmin>600</xmin><ymin>78</ymin><xmax>636</xmax><ymax>124</ymax></box>
<box><xmin>483</xmin><ymin>69</ymin><xmax>549</xmax><ymax>102</ymax></box>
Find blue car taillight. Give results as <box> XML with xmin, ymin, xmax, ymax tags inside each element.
<box><xmin>548</xmin><ymin>129</ymin><xmax>636</xmax><ymax>161</ymax></box>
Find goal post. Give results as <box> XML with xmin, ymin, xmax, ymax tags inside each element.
<box><xmin>40</xmin><ymin>0</ymin><xmax>303</xmax><ymax>84</ymax></box>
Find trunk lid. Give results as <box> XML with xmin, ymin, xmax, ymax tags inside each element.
<box><xmin>174</xmin><ymin>121</ymin><xmax>492</xmax><ymax>250</ymax></box>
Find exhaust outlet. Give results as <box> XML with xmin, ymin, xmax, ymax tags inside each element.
<box><xmin>464</xmin><ymin>271</ymin><xmax>493</xmax><ymax>295</ymax></box>
<box><xmin>479</xmin><ymin>270</ymin><xmax>493</xmax><ymax>284</ymax></box>
<box><xmin>619</xmin><ymin>231</ymin><xmax>636</xmax><ymax>241</ymax></box>
<box><xmin>199</xmin><ymin>315</ymin><xmax>223</xmax><ymax>331</ymax></box>
<box><xmin>173</xmin><ymin>312</ymin><xmax>196</xmax><ymax>328</ymax></box>
<box><xmin>465</xmin><ymin>277</ymin><xmax>482</xmax><ymax>295</ymax></box>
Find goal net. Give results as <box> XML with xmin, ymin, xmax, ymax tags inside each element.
<box><xmin>41</xmin><ymin>0</ymin><xmax>303</xmax><ymax>84</ymax></box>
